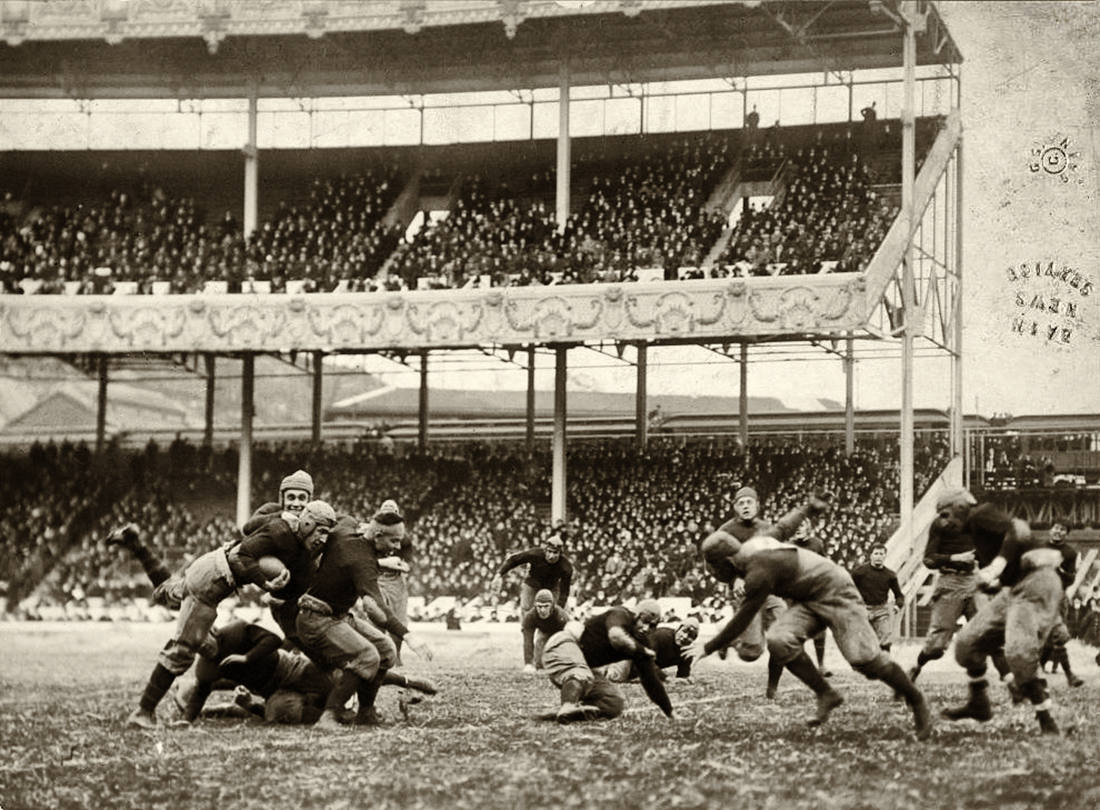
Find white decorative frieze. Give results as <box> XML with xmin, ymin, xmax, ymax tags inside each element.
<box><xmin>0</xmin><ymin>275</ymin><xmax>867</xmax><ymax>355</ymax></box>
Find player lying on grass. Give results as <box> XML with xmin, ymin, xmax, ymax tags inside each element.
<box><xmin>170</xmin><ymin>617</ymin><xmax>438</xmax><ymax>725</ymax></box>
<box><xmin>687</xmin><ymin>529</ymin><xmax>933</xmax><ymax>741</ymax></box>
<box><xmin>538</xmin><ymin>599</ymin><xmax>673</xmax><ymax>724</ymax></box>
<box><xmin>108</xmin><ymin>517</ymin><xmax>437</xmax><ymax>727</ymax></box>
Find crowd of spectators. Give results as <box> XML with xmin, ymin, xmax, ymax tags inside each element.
<box><xmin>0</xmin><ymin>163</ymin><xmax>407</xmax><ymax>295</ymax></box>
<box><xmin>4</xmin><ymin>431</ymin><xmax>967</xmax><ymax>622</ymax></box>
<box><xmin>386</xmin><ymin>133</ymin><xmax>731</xmax><ymax>288</ymax></box>
<box><xmin>2</xmin><ymin>119</ymin><xmax>940</xmax><ymax>296</ymax></box>
<box><xmin>718</xmin><ymin>142</ymin><xmax>898</xmax><ymax>276</ymax></box>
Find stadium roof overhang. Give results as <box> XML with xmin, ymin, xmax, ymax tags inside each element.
<box><xmin>0</xmin><ymin>0</ymin><xmax>962</xmax><ymax>100</ymax></box>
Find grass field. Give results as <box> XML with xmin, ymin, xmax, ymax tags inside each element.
<box><xmin>2</xmin><ymin>621</ymin><xmax>1099</xmax><ymax>810</ymax></box>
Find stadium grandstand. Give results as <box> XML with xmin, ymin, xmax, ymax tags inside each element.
<box><xmin>1</xmin><ymin>1</ymin><xmax>1098</xmax><ymax>644</ymax></box>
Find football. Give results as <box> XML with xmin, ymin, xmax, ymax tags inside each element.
<box><xmin>257</xmin><ymin>555</ymin><xmax>288</xmax><ymax>582</ymax></box>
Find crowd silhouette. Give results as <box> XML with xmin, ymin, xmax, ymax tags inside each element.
<box><xmin>0</xmin><ymin>433</ymin><xmax>938</xmax><ymax>609</ymax></box>
<box><xmin>2</xmin><ymin>119</ymin><xmax>940</xmax><ymax>296</ymax></box>
<box><xmin>4</xmin><ymin>433</ymin><xmax>1098</xmax><ymax>648</ymax></box>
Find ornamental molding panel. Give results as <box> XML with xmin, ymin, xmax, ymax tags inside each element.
<box><xmin>0</xmin><ymin>275</ymin><xmax>868</xmax><ymax>355</ymax></box>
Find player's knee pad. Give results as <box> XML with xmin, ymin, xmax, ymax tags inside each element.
<box><xmin>851</xmin><ymin>654</ymin><xmax>892</xmax><ymax>681</ymax></box>
<box><xmin>160</xmin><ymin>644</ymin><xmax>198</xmax><ymax>676</ymax></box>
<box><xmin>344</xmin><ymin>646</ymin><xmax>381</xmax><ymax>681</ymax></box>
<box><xmin>374</xmin><ymin>636</ymin><xmax>399</xmax><ymax>671</ymax></box>
<box><xmin>736</xmin><ymin>643</ymin><xmax>765</xmax><ymax>663</ymax></box>
<box><xmin>764</xmin><ymin>634</ymin><xmax>801</xmax><ymax>665</ymax></box>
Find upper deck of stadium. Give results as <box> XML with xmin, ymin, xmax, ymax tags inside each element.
<box><xmin>0</xmin><ymin>1</ymin><xmax>961</xmax><ymax>99</ymax></box>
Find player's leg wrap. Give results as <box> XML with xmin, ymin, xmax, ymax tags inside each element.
<box><xmin>1022</xmin><ymin>678</ymin><xmax>1060</xmax><ymax>734</ymax></box>
<box><xmin>782</xmin><ymin>650</ymin><xmax>832</xmax><ymax>695</ymax></box>
<box><xmin>942</xmin><ymin>670</ymin><xmax>993</xmax><ymax>723</ymax></box>
<box><xmin>324</xmin><ymin>670</ymin><xmax>360</xmax><ymax>712</ymax></box>
<box><xmin>139</xmin><ymin>664</ymin><xmax>177</xmax><ymax>713</ymax></box>
<box><xmin>854</xmin><ymin>655</ymin><xmax>921</xmax><ymax>704</ymax></box>
<box><xmin>132</xmin><ymin>543</ymin><xmax>174</xmax><ymax>589</ymax></box>
<box><xmin>766</xmin><ymin>655</ymin><xmax>785</xmax><ymax>694</ymax></box>
<box><xmin>356</xmin><ymin>671</ymin><xmax>386</xmax><ymax>722</ymax></box>
<box><xmin>182</xmin><ymin>682</ymin><xmax>214</xmax><ymax>723</ymax></box>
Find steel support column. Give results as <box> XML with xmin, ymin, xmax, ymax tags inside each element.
<box><xmin>312</xmin><ymin>351</ymin><xmax>323</xmax><ymax>447</ymax></box>
<box><xmin>899</xmin><ymin>1</ymin><xmax>918</xmax><ymax>545</ymax></box>
<box><xmin>552</xmin><ymin>346</ymin><xmax>568</xmax><ymax>527</ymax></box>
<box><xmin>204</xmin><ymin>354</ymin><xmax>216</xmax><ymax>447</ymax></box>
<box><xmin>635</xmin><ymin>342</ymin><xmax>648</xmax><ymax>451</ymax></box>
<box><xmin>556</xmin><ymin>61</ymin><xmax>571</xmax><ymax>232</ymax></box>
<box><xmin>237</xmin><ymin>353</ymin><xmax>254</xmax><ymax>528</ymax></box>
<box><xmin>95</xmin><ymin>354</ymin><xmax>108</xmax><ymax>455</ymax></box>
<box><xmin>244</xmin><ymin>83</ymin><xmax>258</xmax><ymax>240</ymax></box>
<box><xmin>419</xmin><ymin>350</ymin><xmax>429</xmax><ymax>453</ymax></box>
<box><xmin>526</xmin><ymin>345</ymin><xmax>536</xmax><ymax>454</ymax></box>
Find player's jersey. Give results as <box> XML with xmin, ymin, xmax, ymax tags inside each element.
<box><xmin>228</xmin><ymin>517</ymin><xmax>317</xmax><ymax>605</ymax></box>
<box><xmin>924</xmin><ymin>503</ymin><xmax>1016</xmax><ymax>574</ymax></box>
<box><xmin>850</xmin><ymin>564</ymin><xmax>902</xmax><ymax>607</ymax></box>
<box><xmin>739</xmin><ymin>538</ymin><xmax>847</xmax><ymax>605</ymax></box>
<box><xmin>996</xmin><ymin>527</ymin><xmax>1054</xmax><ymax>588</ymax></box>
<box><xmin>306</xmin><ymin>515</ymin><xmax>407</xmax><ymax>635</ymax></box>
<box><xmin>578</xmin><ymin>606</ymin><xmax>652</xmax><ymax>669</ymax></box>
<box><xmin>499</xmin><ymin>547</ymin><xmax>574</xmax><ymax>599</ymax></box>
<box><xmin>650</xmin><ymin>626</ymin><xmax>692</xmax><ymax>677</ymax></box>
<box><xmin>717</xmin><ymin>500</ymin><xmax>816</xmax><ymax>544</ymax></box>
<box><xmin>522</xmin><ymin>605</ymin><xmax>569</xmax><ymax>636</ymax></box>
<box><xmin>577</xmin><ymin>606</ymin><xmax>673</xmax><ymax>717</ymax></box>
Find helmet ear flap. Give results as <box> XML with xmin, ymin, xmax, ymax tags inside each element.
<box><xmin>297</xmin><ymin>501</ymin><xmax>336</xmax><ymax>536</ymax></box>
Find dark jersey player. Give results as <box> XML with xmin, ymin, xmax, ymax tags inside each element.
<box><xmin>540</xmin><ymin>600</ymin><xmax>674</xmax><ymax>723</ymax></box>
<box><xmin>606</xmin><ymin>618</ymin><xmax>700</xmax><ymax>683</ymax></box>
<box><xmin>943</xmin><ymin>512</ymin><xmax>1072</xmax><ymax>735</ymax></box>
<box><xmin>492</xmin><ymin>531</ymin><xmax>574</xmax><ymax>671</ymax></box>
<box><xmin>297</xmin><ymin>500</ymin><xmax>433</xmax><ymax>729</ymax></box>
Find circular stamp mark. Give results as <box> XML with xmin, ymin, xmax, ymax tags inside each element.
<box><xmin>1029</xmin><ymin>135</ymin><xmax>1082</xmax><ymax>183</ymax></box>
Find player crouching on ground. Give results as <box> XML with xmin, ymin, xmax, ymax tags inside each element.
<box><xmin>687</xmin><ymin>529</ymin><xmax>933</xmax><ymax>741</ymax></box>
<box><xmin>522</xmin><ymin>589</ymin><xmax>570</xmax><ymax>673</ymax></box>
<box><xmin>539</xmin><ymin>599</ymin><xmax>674</xmax><ymax>724</ymax></box>
<box><xmin>605</xmin><ymin>617</ymin><xmax>700</xmax><ymax>684</ymax></box>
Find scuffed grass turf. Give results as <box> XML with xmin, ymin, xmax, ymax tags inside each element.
<box><xmin>2</xmin><ymin>622</ymin><xmax>1099</xmax><ymax>810</ymax></box>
